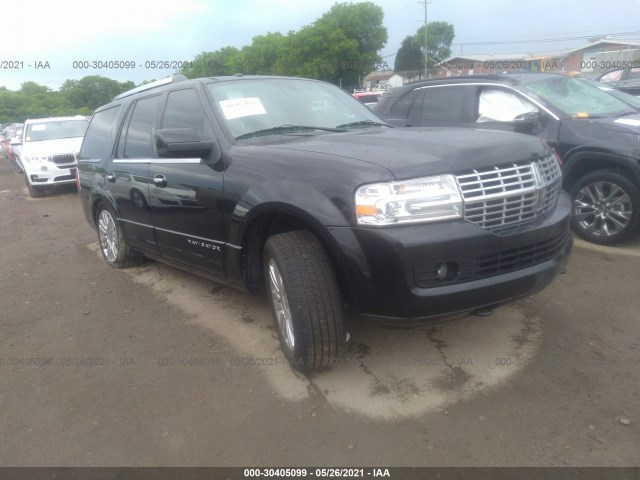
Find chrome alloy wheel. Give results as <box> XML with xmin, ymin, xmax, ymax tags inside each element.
<box><xmin>98</xmin><ymin>210</ymin><xmax>119</xmax><ymax>263</ymax></box>
<box><xmin>574</xmin><ymin>181</ymin><xmax>632</xmax><ymax>238</ymax></box>
<box><xmin>268</xmin><ymin>258</ymin><xmax>295</xmax><ymax>351</ymax></box>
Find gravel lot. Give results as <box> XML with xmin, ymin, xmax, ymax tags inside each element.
<box><xmin>0</xmin><ymin>161</ymin><xmax>638</xmax><ymax>467</ymax></box>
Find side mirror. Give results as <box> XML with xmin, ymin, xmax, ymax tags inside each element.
<box><xmin>513</xmin><ymin>111</ymin><xmax>541</xmax><ymax>133</ymax></box>
<box><xmin>155</xmin><ymin>128</ymin><xmax>221</xmax><ymax>163</ymax></box>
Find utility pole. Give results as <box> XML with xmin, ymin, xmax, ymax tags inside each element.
<box><xmin>419</xmin><ymin>0</ymin><xmax>431</xmax><ymax>79</ymax></box>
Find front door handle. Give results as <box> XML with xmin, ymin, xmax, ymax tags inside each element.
<box><xmin>106</xmin><ymin>172</ymin><xmax>116</xmax><ymax>182</ymax></box>
<box><xmin>153</xmin><ymin>174</ymin><xmax>167</xmax><ymax>187</ymax></box>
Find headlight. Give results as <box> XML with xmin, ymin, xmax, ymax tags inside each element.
<box><xmin>355</xmin><ymin>175</ymin><xmax>462</xmax><ymax>225</ymax></box>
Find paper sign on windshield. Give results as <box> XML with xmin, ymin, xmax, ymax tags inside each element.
<box><xmin>31</xmin><ymin>125</ymin><xmax>47</xmax><ymax>131</ymax></box>
<box><xmin>219</xmin><ymin>97</ymin><xmax>267</xmax><ymax>120</ymax></box>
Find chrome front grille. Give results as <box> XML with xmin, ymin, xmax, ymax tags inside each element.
<box><xmin>50</xmin><ymin>153</ymin><xmax>76</xmax><ymax>165</ymax></box>
<box><xmin>455</xmin><ymin>155</ymin><xmax>561</xmax><ymax>235</ymax></box>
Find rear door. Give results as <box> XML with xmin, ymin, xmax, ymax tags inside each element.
<box><xmin>150</xmin><ymin>87</ymin><xmax>226</xmax><ymax>276</ymax></box>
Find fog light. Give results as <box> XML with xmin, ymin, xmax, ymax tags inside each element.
<box><xmin>436</xmin><ymin>261</ymin><xmax>459</xmax><ymax>281</ymax></box>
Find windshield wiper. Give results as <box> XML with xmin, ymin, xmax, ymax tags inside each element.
<box><xmin>236</xmin><ymin>124</ymin><xmax>345</xmax><ymax>140</ymax></box>
<box><xmin>336</xmin><ymin>120</ymin><xmax>389</xmax><ymax>129</ymax></box>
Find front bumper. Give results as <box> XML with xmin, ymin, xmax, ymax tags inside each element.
<box><xmin>328</xmin><ymin>191</ymin><xmax>572</xmax><ymax>322</ymax></box>
<box><xmin>24</xmin><ymin>162</ymin><xmax>77</xmax><ymax>186</ymax></box>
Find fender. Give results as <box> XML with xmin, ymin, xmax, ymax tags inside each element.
<box><xmin>561</xmin><ymin>147</ymin><xmax>640</xmax><ymax>186</ymax></box>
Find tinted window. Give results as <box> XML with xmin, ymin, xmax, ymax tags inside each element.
<box><xmin>121</xmin><ymin>95</ymin><xmax>161</xmax><ymax>158</ymax></box>
<box><xmin>422</xmin><ymin>86</ymin><xmax>466</xmax><ymax>121</ymax></box>
<box><xmin>162</xmin><ymin>89</ymin><xmax>206</xmax><ymax>131</ymax></box>
<box><xmin>407</xmin><ymin>89</ymin><xmax>426</xmax><ymax>118</ymax></box>
<box><xmin>389</xmin><ymin>89</ymin><xmax>420</xmax><ymax>118</ymax></box>
<box><xmin>79</xmin><ymin>106</ymin><xmax>121</xmax><ymax>161</ymax></box>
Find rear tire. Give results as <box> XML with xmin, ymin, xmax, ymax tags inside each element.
<box><xmin>96</xmin><ymin>203</ymin><xmax>144</xmax><ymax>268</ymax></box>
<box><xmin>570</xmin><ymin>170</ymin><xmax>640</xmax><ymax>245</ymax></box>
<box><xmin>264</xmin><ymin>230</ymin><xmax>344</xmax><ymax>370</ymax></box>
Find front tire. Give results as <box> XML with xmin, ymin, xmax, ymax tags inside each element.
<box><xmin>570</xmin><ymin>170</ymin><xmax>640</xmax><ymax>245</ymax></box>
<box><xmin>264</xmin><ymin>230</ymin><xmax>344</xmax><ymax>370</ymax></box>
<box><xmin>25</xmin><ymin>175</ymin><xmax>44</xmax><ymax>198</ymax></box>
<box><xmin>96</xmin><ymin>203</ymin><xmax>144</xmax><ymax>268</ymax></box>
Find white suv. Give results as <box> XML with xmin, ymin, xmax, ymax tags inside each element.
<box><xmin>20</xmin><ymin>116</ymin><xmax>89</xmax><ymax>197</ymax></box>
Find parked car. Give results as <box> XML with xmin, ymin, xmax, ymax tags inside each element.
<box><xmin>10</xmin><ymin>124</ymin><xmax>24</xmax><ymax>173</ymax></box>
<box><xmin>352</xmin><ymin>90</ymin><xmax>383</xmax><ymax>108</ymax></box>
<box><xmin>78</xmin><ymin>74</ymin><xmax>571</xmax><ymax>370</ymax></box>
<box><xmin>374</xmin><ymin>73</ymin><xmax>640</xmax><ymax>245</ymax></box>
<box><xmin>19</xmin><ymin>116</ymin><xmax>89</xmax><ymax>197</ymax></box>
<box><xmin>1</xmin><ymin>124</ymin><xmax>17</xmax><ymax>162</ymax></box>
<box><xmin>596</xmin><ymin>67</ymin><xmax>640</xmax><ymax>97</ymax></box>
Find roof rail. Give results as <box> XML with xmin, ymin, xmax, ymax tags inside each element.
<box><xmin>113</xmin><ymin>74</ymin><xmax>188</xmax><ymax>101</ymax></box>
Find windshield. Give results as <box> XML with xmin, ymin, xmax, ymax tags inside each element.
<box><xmin>522</xmin><ymin>76</ymin><xmax>634</xmax><ymax>117</ymax></box>
<box><xmin>25</xmin><ymin>119</ymin><xmax>88</xmax><ymax>142</ymax></box>
<box><xmin>207</xmin><ymin>78</ymin><xmax>384</xmax><ymax>140</ymax></box>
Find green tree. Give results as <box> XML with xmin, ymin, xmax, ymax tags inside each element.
<box><xmin>395</xmin><ymin>21</ymin><xmax>455</xmax><ymax>72</ymax></box>
<box><xmin>315</xmin><ymin>2</ymin><xmax>387</xmax><ymax>86</ymax></box>
<box><xmin>20</xmin><ymin>81</ymin><xmax>50</xmax><ymax>95</ymax></box>
<box><xmin>394</xmin><ymin>35</ymin><xmax>423</xmax><ymax>71</ymax></box>
<box><xmin>182</xmin><ymin>47</ymin><xmax>243</xmax><ymax>78</ymax></box>
<box><xmin>419</xmin><ymin>21</ymin><xmax>455</xmax><ymax>68</ymax></box>
<box><xmin>181</xmin><ymin>2</ymin><xmax>386</xmax><ymax>89</ymax></box>
<box><xmin>242</xmin><ymin>33</ymin><xmax>286</xmax><ymax>75</ymax></box>
<box><xmin>59</xmin><ymin>75</ymin><xmax>128</xmax><ymax>110</ymax></box>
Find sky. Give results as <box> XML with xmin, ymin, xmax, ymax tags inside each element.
<box><xmin>1</xmin><ymin>0</ymin><xmax>639</xmax><ymax>91</ymax></box>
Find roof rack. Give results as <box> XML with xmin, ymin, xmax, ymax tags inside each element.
<box><xmin>113</xmin><ymin>74</ymin><xmax>188</xmax><ymax>101</ymax></box>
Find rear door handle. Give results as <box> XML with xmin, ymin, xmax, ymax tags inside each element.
<box><xmin>153</xmin><ymin>174</ymin><xmax>167</xmax><ymax>187</ymax></box>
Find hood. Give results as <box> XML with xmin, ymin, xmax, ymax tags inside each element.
<box><xmin>589</xmin><ymin>113</ymin><xmax>640</xmax><ymax>135</ymax></box>
<box><xmin>21</xmin><ymin>137</ymin><xmax>84</xmax><ymax>156</ymax></box>
<box><xmin>261</xmin><ymin>127</ymin><xmax>549</xmax><ymax>179</ymax></box>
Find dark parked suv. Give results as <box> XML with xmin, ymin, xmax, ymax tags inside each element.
<box><xmin>78</xmin><ymin>74</ymin><xmax>572</xmax><ymax>369</ymax></box>
<box><xmin>374</xmin><ymin>73</ymin><xmax>640</xmax><ymax>244</ymax></box>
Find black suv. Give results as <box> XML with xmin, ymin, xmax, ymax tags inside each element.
<box><xmin>78</xmin><ymin>74</ymin><xmax>572</xmax><ymax>369</ymax></box>
<box><xmin>374</xmin><ymin>73</ymin><xmax>640</xmax><ymax>245</ymax></box>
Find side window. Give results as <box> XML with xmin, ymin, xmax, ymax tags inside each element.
<box><xmin>599</xmin><ymin>69</ymin><xmax>624</xmax><ymax>83</ymax></box>
<box><xmin>389</xmin><ymin>89</ymin><xmax>421</xmax><ymax>118</ymax></box>
<box><xmin>628</xmin><ymin>67</ymin><xmax>640</xmax><ymax>80</ymax></box>
<box><xmin>117</xmin><ymin>94</ymin><xmax>162</xmax><ymax>158</ymax></box>
<box><xmin>79</xmin><ymin>105</ymin><xmax>121</xmax><ymax>161</ymax></box>
<box><xmin>162</xmin><ymin>88</ymin><xmax>213</xmax><ymax>139</ymax></box>
<box><xmin>407</xmin><ymin>89</ymin><xmax>426</xmax><ymax>118</ymax></box>
<box><xmin>477</xmin><ymin>88</ymin><xmax>538</xmax><ymax>122</ymax></box>
<box><xmin>421</xmin><ymin>86</ymin><xmax>466</xmax><ymax>121</ymax></box>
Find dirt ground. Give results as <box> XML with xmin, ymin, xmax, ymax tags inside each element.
<box><xmin>0</xmin><ymin>160</ymin><xmax>638</xmax><ymax>467</ymax></box>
